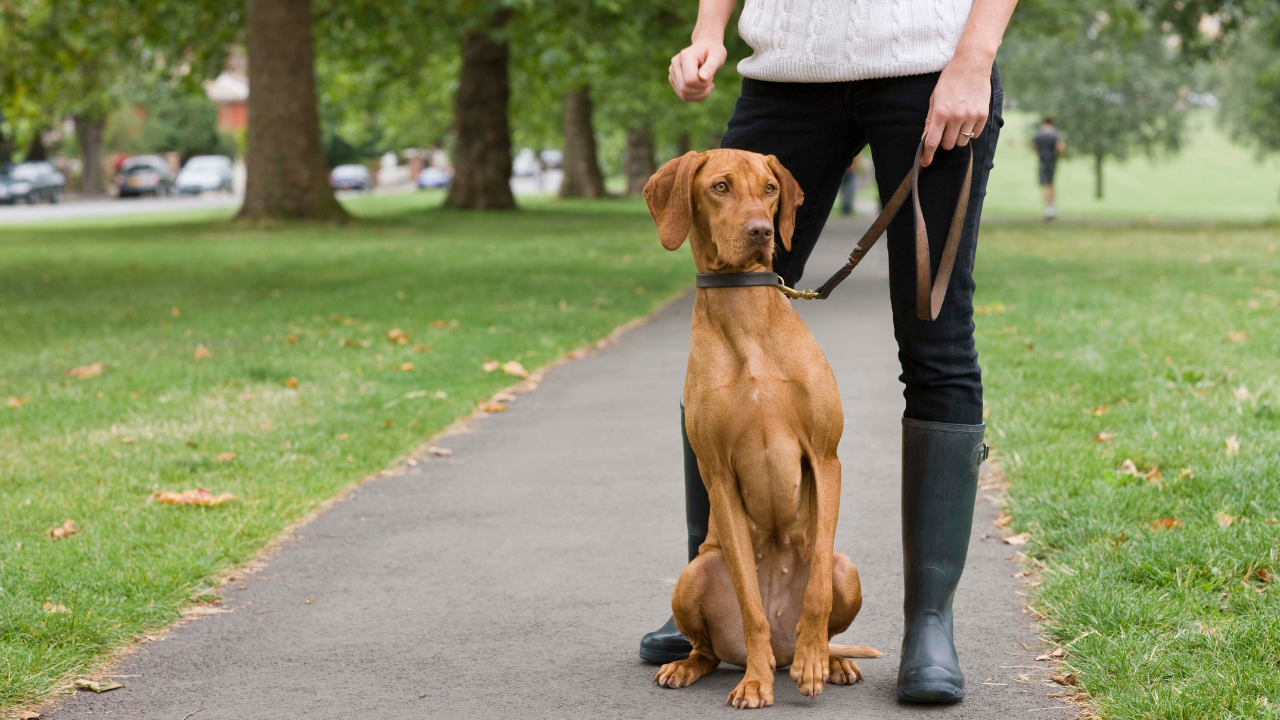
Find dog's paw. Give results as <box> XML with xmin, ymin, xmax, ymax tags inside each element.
<box><xmin>726</xmin><ymin>677</ymin><xmax>774</xmax><ymax>709</ymax></box>
<box><xmin>828</xmin><ymin>655</ymin><xmax>863</xmax><ymax>685</ymax></box>
<box><xmin>654</xmin><ymin>656</ymin><xmax>716</xmax><ymax>689</ymax></box>
<box><xmin>790</xmin><ymin>640</ymin><xmax>830</xmax><ymax>699</ymax></box>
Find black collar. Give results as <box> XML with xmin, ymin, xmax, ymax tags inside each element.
<box><xmin>695</xmin><ymin>272</ymin><xmax>781</xmax><ymax>289</ymax></box>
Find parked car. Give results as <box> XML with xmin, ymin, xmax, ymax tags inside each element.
<box><xmin>0</xmin><ymin>161</ymin><xmax>66</xmax><ymax>204</ymax></box>
<box><xmin>117</xmin><ymin>156</ymin><xmax>175</xmax><ymax>198</ymax></box>
<box><xmin>176</xmin><ymin>155</ymin><xmax>233</xmax><ymax>194</ymax></box>
<box><xmin>329</xmin><ymin>164</ymin><xmax>371</xmax><ymax>191</ymax></box>
<box><xmin>512</xmin><ymin>148</ymin><xmax>540</xmax><ymax>177</ymax></box>
<box><xmin>539</xmin><ymin>149</ymin><xmax>563</xmax><ymax>169</ymax></box>
<box><xmin>416</xmin><ymin>167</ymin><xmax>451</xmax><ymax>190</ymax></box>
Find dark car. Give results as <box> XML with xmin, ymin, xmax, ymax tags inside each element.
<box><xmin>0</xmin><ymin>161</ymin><xmax>66</xmax><ymax>204</ymax></box>
<box><xmin>329</xmin><ymin>164</ymin><xmax>371</xmax><ymax>191</ymax></box>
<box><xmin>117</xmin><ymin>156</ymin><xmax>175</xmax><ymax>198</ymax></box>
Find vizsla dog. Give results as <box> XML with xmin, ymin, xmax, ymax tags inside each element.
<box><xmin>643</xmin><ymin>149</ymin><xmax>880</xmax><ymax>709</ymax></box>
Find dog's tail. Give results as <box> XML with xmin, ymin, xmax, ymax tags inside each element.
<box><xmin>828</xmin><ymin>643</ymin><xmax>884</xmax><ymax>659</ymax></box>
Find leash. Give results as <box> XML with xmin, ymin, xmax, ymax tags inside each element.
<box><xmin>694</xmin><ymin>139</ymin><xmax>973</xmax><ymax>322</ymax></box>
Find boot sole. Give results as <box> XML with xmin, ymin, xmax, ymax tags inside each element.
<box><xmin>639</xmin><ymin>644</ymin><xmax>691</xmax><ymax>665</ymax></box>
<box><xmin>898</xmin><ymin>681</ymin><xmax>964</xmax><ymax>703</ymax></box>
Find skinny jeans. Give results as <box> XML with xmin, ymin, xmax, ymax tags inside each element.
<box><xmin>720</xmin><ymin>66</ymin><xmax>1004</xmax><ymax>425</ymax></box>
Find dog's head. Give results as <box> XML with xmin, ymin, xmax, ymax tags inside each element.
<box><xmin>643</xmin><ymin>149</ymin><xmax>803</xmax><ymax>272</ymax></box>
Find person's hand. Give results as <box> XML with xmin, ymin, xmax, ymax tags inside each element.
<box><xmin>668</xmin><ymin>38</ymin><xmax>728</xmax><ymax>102</ymax></box>
<box><xmin>920</xmin><ymin>56</ymin><xmax>992</xmax><ymax>167</ymax></box>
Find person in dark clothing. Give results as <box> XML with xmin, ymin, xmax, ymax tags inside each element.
<box><xmin>838</xmin><ymin>156</ymin><xmax>859</xmax><ymax>216</ymax></box>
<box><xmin>640</xmin><ymin>0</ymin><xmax>1017</xmax><ymax>705</ymax></box>
<box><xmin>1033</xmin><ymin>117</ymin><xmax>1065</xmax><ymax>220</ymax></box>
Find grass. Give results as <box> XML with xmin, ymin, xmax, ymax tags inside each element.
<box><xmin>0</xmin><ymin>191</ymin><xmax>689</xmax><ymax>713</ymax></box>
<box><xmin>975</xmin><ymin>222</ymin><xmax>1280</xmax><ymax>718</ymax></box>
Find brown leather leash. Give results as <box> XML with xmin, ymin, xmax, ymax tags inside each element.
<box><xmin>780</xmin><ymin>138</ymin><xmax>973</xmax><ymax>321</ymax></box>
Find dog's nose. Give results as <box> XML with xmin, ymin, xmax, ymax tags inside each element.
<box><xmin>745</xmin><ymin>220</ymin><xmax>774</xmax><ymax>244</ymax></box>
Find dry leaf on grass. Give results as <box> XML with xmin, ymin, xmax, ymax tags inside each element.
<box><xmin>398</xmin><ymin>363</ymin><xmax>414</xmax><ymax>371</ymax></box>
<box><xmin>387</xmin><ymin>328</ymin><xmax>410</xmax><ymax>345</ymax></box>
<box><xmin>1036</xmin><ymin>647</ymin><xmax>1068</xmax><ymax>661</ymax></box>
<box><xmin>194</xmin><ymin>344</ymin><xmax>212</xmax><ymax>361</ymax></box>
<box><xmin>501</xmin><ymin>361</ymin><xmax>529</xmax><ymax>379</ymax></box>
<box><xmin>339</xmin><ymin>338</ymin><xmax>371</xmax><ymax>348</ymax></box>
<box><xmin>478</xmin><ymin>402</ymin><xmax>507</xmax><ymax>413</ymax></box>
<box><xmin>214</xmin><ymin>452</ymin><xmax>236</xmax><ymax>463</ymax></box>
<box><xmin>18</xmin><ymin>711</ymin><xmax>42</xmax><ymax>719</ymax></box>
<box><xmin>1256</xmin><ymin>568</ymin><xmax>1273</xmax><ymax>584</ymax></box>
<box><xmin>1050</xmin><ymin>672</ymin><xmax>1079</xmax><ymax>686</ymax></box>
<box><xmin>73</xmin><ymin>680</ymin><xmax>124</xmax><ymax>693</ymax></box>
<box><xmin>334</xmin><ymin>433</ymin><xmax>349</xmax><ymax>441</ymax></box>
<box><xmin>151</xmin><ymin>488</ymin><xmax>237</xmax><ymax>506</ymax></box>
<box><xmin>482</xmin><ymin>360</ymin><xmax>500</xmax><ymax>372</ymax></box>
<box><xmin>1089</xmin><ymin>405</ymin><xmax>1110</xmax><ymax>416</ymax></box>
<box><xmin>1117</xmin><ymin>459</ymin><xmax>1162</xmax><ymax>482</ymax></box>
<box><xmin>430</xmin><ymin>319</ymin><xmax>458</xmax><ymax>329</ymax></box>
<box><xmin>1092</xmin><ymin>432</ymin><xmax>1116</xmax><ymax>442</ymax></box>
<box><xmin>492</xmin><ymin>391</ymin><xmax>516</xmax><ymax>402</ymax></box>
<box><xmin>994</xmin><ymin>513</ymin><xmax>1013</xmax><ymax>528</ymax></box>
<box><xmin>1225</xmin><ymin>434</ymin><xmax>1240</xmax><ymax>455</ymax></box>
<box><xmin>1152</xmin><ymin>517</ymin><xmax>1183</xmax><ymax>530</ymax></box>
<box><xmin>284</xmin><ymin>377</ymin><xmax>299</xmax><ymax>389</ymax></box>
<box><xmin>1003</xmin><ymin>532</ymin><xmax>1031</xmax><ymax>545</ymax></box>
<box><xmin>413</xmin><ymin>343</ymin><xmax>430</xmax><ymax>353</ymax></box>
<box><xmin>43</xmin><ymin>602</ymin><xmax>70</xmax><ymax>614</ymax></box>
<box><xmin>1216</xmin><ymin>511</ymin><xmax>1236</xmax><ymax>527</ymax></box>
<box><xmin>1235</xmin><ymin>386</ymin><xmax>1251</xmax><ymax>400</ymax></box>
<box><xmin>48</xmin><ymin>519</ymin><xmax>78</xmax><ymax>540</ymax></box>
<box><xmin>68</xmin><ymin>362</ymin><xmax>105</xmax><ymax>379</ymax></box>
<box><xmin>428</xmin><ymin>447</ymin><xmax>453</xmax><ymax>457</ymax></box>
<box><xmin>7</xmin><ymin>396</ymin><xmax>28</xmax><ymax>408</ymax></box>
<box><xmin>1227</xmin><ymin>331</ymin><xmax>1249</xmax><ymax>342</ymax></box>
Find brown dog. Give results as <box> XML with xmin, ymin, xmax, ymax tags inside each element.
<box><xmin>643</xmin><ymin>150</ymin><xmax>881</xmax><ymax>709</ymax></box>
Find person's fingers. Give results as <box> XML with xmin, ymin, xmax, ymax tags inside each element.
<box><xmin>680</xmin><ymin>49</ymin><xmax>704</xmax><ymax>92</ymax></box>
<box><xmin>699</xmin><ymin>46</ymin><xmax>727</xmax><ymax>82</ymax></box>
<box><xmin>939</xmin><ymin>111</ymin><xmax>962</xmax><ymax>153</ymax></box>
<box><xmin>672</xmin><ymin>58</ymin><xmax>689</xmax><ymax>99</ymax></box>
<box><xmin>921</xmin><ymin>114</ymin><xmax>944</xmax><ymax>168</ymax></box>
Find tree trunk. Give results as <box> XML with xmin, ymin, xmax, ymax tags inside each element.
<box><xmin>237</xmin><ymin>0</ymin><xmax>347</xmax><ymax>222</ymax></box>
<box><xmin>73</xmin><ymin>115</ymin><xmax>106</xmax><ymax>195</ymax></box>
<box><xmin>1094</xmin><ymin>153</ymin><xmax>1104</xmax><ymax>199</ymax></box>
<box><xmin>444</xmin><ymin>12</ymin><xmax>516</xmax><ymax>210</ymax></box>
<box><xmin>25</xmin><ymin>132</ymin><xmax>47</xmax><ymax>161</ymax></box>
<box><xmin>676</xmin><ymin>132</ymin><xmax>691</xmax><ymax>157</ymax></box>
<box><xmin>624</xmin><ymin>124</ymin><xmax>655</xmax><ymax>196</ymax></box>
<box><xmin>558</xmin><ymin>86</ymin><xmax>607</xmax><ymax>199</ymax></box>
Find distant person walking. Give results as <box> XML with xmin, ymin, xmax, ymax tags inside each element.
<box><xmin>1033</xmin><ymin>117</ymin><xmax>1065</xmax><ymax>220</ymax></box>
<box><xmin>838</xmin><ymin>156</ymin><xmax>859</xmax><ymax>216</ymax></box>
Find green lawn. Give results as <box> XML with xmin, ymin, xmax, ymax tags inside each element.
<box><xmin>976</xmin><ymin>223</ymin><xmax>1280</xmax><ymax>718</ymax></box>
<box><xmin>0</xmin><ymin>192</ymin><xmax>688</xmax><ymax>713</ymax></box>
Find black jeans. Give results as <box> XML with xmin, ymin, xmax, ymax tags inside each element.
<box><xmin>721</xmin><ymin>66</ymin><xmax>1003</xmax><ymax>425</ymax></box>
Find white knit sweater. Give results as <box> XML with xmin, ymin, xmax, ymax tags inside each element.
<box><xmin>736</xmin><ymin>0</ymin><xmax>976</xmax><ymax>82</ymax></box>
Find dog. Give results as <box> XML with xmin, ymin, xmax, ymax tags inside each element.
<box><xmin>643</xmin><ymin>149</ymin><xmax>881</xmax><ymax>709</ymax></box>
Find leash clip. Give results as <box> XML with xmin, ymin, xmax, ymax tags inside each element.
<box><xmin>777</xmin><ymin>281</ymin><xmax>820</xmax><ymax>300</ymax></box>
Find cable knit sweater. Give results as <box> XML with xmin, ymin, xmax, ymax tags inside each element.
<box><xmin>736</xmin><ymin>0</ymin><xmax>976</xmax><ymax>82</ymax></box>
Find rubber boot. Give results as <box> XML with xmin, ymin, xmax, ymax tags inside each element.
<box><xmin>639</xmin><ymin>402</ymin><xmax>710</xmax><ymax>664</ymax></box>
<box><xmin>897</xmin><ymin>418</ymin><xmax>987</xmax><ymax>703</ymax></box>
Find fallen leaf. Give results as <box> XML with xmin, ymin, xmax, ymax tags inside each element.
<box><xmin>1216</xmin><ymin>511</ymin><xmax>1236</xmax><ymax>527</ymax></box>
<box><xmin>1152</xmin><ymin>517</ymin><xmax>1183</xmax><ymax>530</ymax></box>
<box><xmin>1196</xmin><ymin>620</ymin><xmax>1219</xmax><ymax>635</ymax></box>
<box><xmin>151</xmin><ymin>488</ymin><xmax>237</xmax><ymax>506</ymax></box>
<box><xmin>48</xmin><ymin>519</ymin><xmax>78</xmax><ymax>540</ymax></box>
<box><xmin>284</xmin><ymin>334</ymin><xmax>298</xmax><ymax>345</ymax></box>
<box><xmin>1256</xmin><ymin>568</ymin><xmax>1272</xmax><ymax>584</ymax></box>
<box><xmin>18</xmin><ymin>711</ymin><xmax>41</xmax><ymax>719</ymax></box>
<box><xmin>121</xmin><ymin>437</ymin><xmax>136</xmax><ymax>445</ymax></box>
<box><xmin>566</xmin><ymin>349</ymin><xmax>588</xmax><ymax>361</ymax></box>
<box><xmin>1178</xmin><ymin>467</ymin><xmax>1195</xmax><ymax>481</ymax></box>
<box><xmin>398</xmin><ymin>363</ymin><xmax>414</xmax><ymax>371</ymax></box>
<box><xmin>240</xmin><ymin>392</ymin><xmax>255</xmax><ymax>402</ymax></box>
<box><xmin>1092</xmin><ymin>432</ymin><xmax>1116</xmax><ymax>442</ymax></box>
<box><xmin>1225</xmin><ymin>434</ymin><xmax>1240</xmax><ymax>455</ymax></box>
<box><xmin>334</xmin><ymin>433</ymin><xmax>349</xmax><ymax>441</ymax></box>
<box><xmin>1090</xmin><ymin>405</ymin><xmax>1110</xmax><ymax>416</ymax></box>
<box><xmin>285</xmin><ymin>377</ymin><xmax>299</xmax><ymax>389</ymax></box>
<box><xmin>68</xmin><ymin>362</ymin><xmax>105</xmax><ymax>380</ymax></box>
<box><xmin>492</xmin><ymin>391</ymin><xmax>517</xmax><ymax>402</ymax></box>
<box><xmin>387</xmin><ymin>328</ymin><xmax>410</xmax><ymax>345</ymax></box>
<box><xmin>982</xmin><ymin>407</ymin><xmax>990</xmax><ymax>420</ymax></box>
<box><xmin>214</xmin><ymin>452</ymin><xmax>237</xmax><ymax>463</ymax></box>
<box><xmin>305</xmin><ymin>598</ymin><xmax>313</xmax><ymax>605</ymax></box>
<box><xmin>171</xmin><ymin>307</ymin><xmax>180</xmax><ymax>318</ymax></box>
<box><xmin>430</xmin><ymin>319</ymin><xmax>458</xmax><ymax>329</ymax></box>
<box><xmin>43</xmin><ymin>602</ymin><xmax>70</xmax><ymax>614</ymax></box>
<box><xmin>1117</xmin><ymin>459</ymin><xmax>1140</xmax><ymax>476</ymax></box>
<box><xmin>482</xmin><ymin>361</ymin><xmax>500</xmax><ymax>372</ymax></box>
<box><xmin>1003</xmin><ymin>532</ymin><xmax>1031</xmax><ymax>545</ymax></box>
<box><xmin>1268</xmin><ymin>518</ymin><xmax>1279</xmax><ymax>525</ymax></box>
<box><xmin>413</xmin><ymin>343</ymin><xmax>430</xmax><ymax>353</ymax></box>
<box><xmin>382</xmin><ymin>419</ymin><xmax>393</xmax><ymax>428</ymax></box>
<box><xmin>7</xmin><ymin>396</ymin><xmax>27</xmax><ymax>408</ymax></box>
<box><xmin>259</xmin><ymin>421</ymin><xmax>272</xmax><ymax>431</ymax></box>
<box><xmin>994</xmin><ymin>513</ymin><xmax>1013</xmax><ymax>528</ymax></box>
<box><xmin>478</xmin><ymin>401</ymin><xmax>507</xmax><ymax>413</ymax></box>
<box><xmin>73</xmin><ymin>680</ymin><xmax>124</xmax><ymax>693</ymax></box>
<box><xmin>194</xmin><ymin>344</ymin><xmax>212</xmax><ymax>361</ymax></box>
<box><xmin>1050</xmin><ymin>672</ymin><xmax>1079</xmax><ymax>687</ymax></box>
<box><xmin>1235</xmin><ymin>386</ymin><xmax>1251</xmax><ymax>400</ymax></box>
<box><xmin>1117</xmin><ymin>459</ymin><xmax>1161</xmax><ymax>481</ymax></box>
<box><xmin>433</xmin><ymin>390</ymin><xmax>448</xmax><ymax>399</ymax></box>
<box><xmin>1227</xmin><ymin>331</ymin><xmax>1249</xmax><ymax>342</ymax></box>
<box><xmin>1111</xmin><ymin>532</ymin><xmax>1128</xmax><ymax>546</ymax></box>
<box><xmin>339</xmin><ymin>338</ymin><xmax>370</xmax><ymax>348</ymax></box>
<box><xmin>428</xmin><ymin>447</ymin><xmax>453</xmax><ymax>457</ymax></box>
<box><xmin>502</xmin><ymin>360</ymin><xmax>529</xmax><ymax>379</ymax></box>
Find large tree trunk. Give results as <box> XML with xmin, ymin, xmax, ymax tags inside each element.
<box><xmin>558</xmin><ymin>86</ymin><xmax>607</xmax><ymax>199</ymax></box>
<box><xmin>25</xmin><ymin>132</ymin><xmax>47</xmax><ymax>161</ymax></box>
<box><xmin>675</xmin><ymin>132</ymin><xmax>691</xmax><ymax>157</ymax></box>
<box><xmin>237</xmin><ymin>0</ymin><xmax>346</xmax><ymax>222</ymax></box>
<box><xmin>73</xmin><ymin>115</ymin><xmax>105</xmax><ymax>195</ymax></box>
<box><xmin>445</xmin><ymin>12</ymin><xmax>515</xmax><ymax>210</ymax></box>
<box><xmin>1094</xmin><ymin>152</ymin><xmax>1104</xmax><ymax>199</ymax></box>
<box><xmin>624</xmin><ymin>124</ymin><xmax>655</xmax><ymax>196</ymax></box>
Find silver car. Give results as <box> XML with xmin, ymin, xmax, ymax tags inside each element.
<box><xmin>176</xmin><ymin>155</ymin><xmax>234</xmax><ymax>194</ymax></box>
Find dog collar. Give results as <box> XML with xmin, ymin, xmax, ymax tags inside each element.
<box><xmin>695</xmin><ymin>272</ymin><xmax>821</xmax><ymax>300</ymax></box>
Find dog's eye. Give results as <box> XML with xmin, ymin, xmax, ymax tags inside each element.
<box><xmin>765</xmin><ymin>183</ymin><xmax>777</xmax><ymax>194</ymax></box>
<box><xmin>713</xmin><ymin>181</ymin><xmax>729</xmax><ymax>193</ymax></box>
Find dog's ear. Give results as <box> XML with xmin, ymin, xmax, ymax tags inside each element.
<box><xmin>765</xmin><ymin>155</ymin><xmax>804</xmax><ymax>251</ymax></box>
<box><xmin>644</xmin><ymin>151</ymin><xmax>707</xmax><ymax>251</ymax></box>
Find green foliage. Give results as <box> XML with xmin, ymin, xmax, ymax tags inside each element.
<box><xmin>1221</xmin><ymin>18</ymin><xmax>1280</xmax><ymax>191</ymax></box>
<box><xmin>142</xmin><ymin>94</ymin><xmax>236</xmax><ymax>161</ymax></box>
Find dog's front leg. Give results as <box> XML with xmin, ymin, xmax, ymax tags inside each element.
<box><xmin>791</xmin><ymin>456</ymin><xmax>841</xmax><ymax>700</ymax></box>
<box><xmin>704</xmin><ymin>465</ymin><xmax>776</xmax><ymax>709</ymax></box>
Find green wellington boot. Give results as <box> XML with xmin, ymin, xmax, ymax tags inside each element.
<box><xmin>639</xmin><ymin>402</ymin><xmax>710</xmax><ymax>664</ymax></box>
<box><xmin>897</xmin><ymin>418</ymin><xmax>987</xmax><ymax>703</ymax></box>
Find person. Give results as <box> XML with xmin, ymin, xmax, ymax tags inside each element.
<box><xmin>838</xmin><ymin>156</ymin><xmax>859</xmax><ymax>217</ymax></box>
<box><xmin>1033</xmin><ymin>117</ymin><xmax>1065</xmax><ymax>220</ymax></box>
<box><xmin>639</xmin><ymin>0</ymin><xmax>1017</xmax><ymax>704</ymax></box>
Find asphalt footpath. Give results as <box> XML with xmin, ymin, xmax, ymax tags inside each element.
<box><xmin>52</xmin><ymin>217</ymin><xmax>1067</xmax><ymax>719</ymax></box>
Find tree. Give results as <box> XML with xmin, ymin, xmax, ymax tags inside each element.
<box><xmin>1000</xmin><ymin>29</ymin><xmax>1188</xmax><ymax>199</ymax></box>
<box><xmin>444</xmin><ymin>9</ymin><xmax>516</xmax><ymax>210</ymax></box>
<box><xmin>238</xmin><ymin>0</ymin><xmax>347</xmax><ymax>221</ymax></box>
<box><xmin>1221</xmin><ymin>17</ymin><xmax>1280</xmax><ymax>198</ymax></box>
<box><xmin>559</xmin><ymin>86</ymin><xmax>606</xmax><ymax>198</ymax></box>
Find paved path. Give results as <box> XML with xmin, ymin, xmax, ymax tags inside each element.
<box><xmin>53</xmin><ymin>218</ymin><xmax>1064</xmax><ymax>719</ymax></box>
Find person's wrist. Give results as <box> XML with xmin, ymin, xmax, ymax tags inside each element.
<box><xmin>691</xmin><ymin>25</ymin><xmax>725</xmax><ymax>46</ymax></box>
<box><xmin>950</xmin><ymin>41</ymin><xmax>997</xmax><ymax>73</ymax></box>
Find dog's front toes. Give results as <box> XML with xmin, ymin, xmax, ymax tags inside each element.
<box><xmin>726</xmin><ymin>677</ymin><xmax>774</xmax><ymax>709</ymax></box>
<box><xmin>790</xmin><ymin>642</ymin><xmax>830</xmax><ymax>700</ymax></box>
<box><xmin>654</xmin><ymin>656</ymin><xmax>716</xmax><ymax>689</ymax></box>
<box><xmin>828</xmin><ymin>656</ymin><xmax>863</xmax><ymax>685</ymax></box>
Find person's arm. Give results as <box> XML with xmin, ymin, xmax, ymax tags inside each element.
<box><xmin>668</xmin><ymin>0</ymin><xmax>738</xmax><ymax>102</ymax></box>
<box><xmin>1056</xmin><ymin>138</ymin><xmax>1065</xmax><ymax>158</ymax></box>
<box><xmin>920</xmin><ymin>0</ymin><xmax>1018</xmax><ymax>166</ymax></box>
